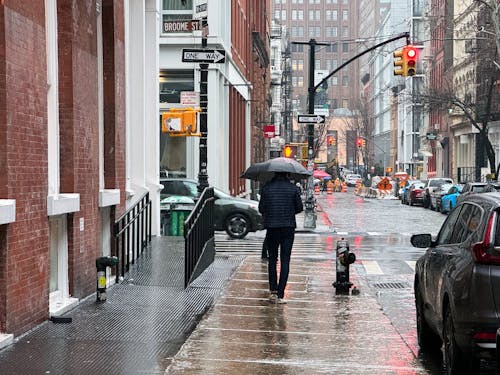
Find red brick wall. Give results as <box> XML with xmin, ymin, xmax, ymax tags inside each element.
<box><xmin>0</xmin><ymin>2</ymin><xmax>49</xmax><ymax>335</ymax></box>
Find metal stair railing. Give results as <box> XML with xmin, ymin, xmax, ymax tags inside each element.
<box><xmin>113</xmin><ymin>192</ymin><xmax>152</xmax><ymax>282</ymax></box>
<box><xmin>184</xmin><ymin>187</ymin><xmax>215</xmax><ymax>288</ymax></box>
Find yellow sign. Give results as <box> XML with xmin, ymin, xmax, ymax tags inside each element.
<box><xmin>377</xmin><ymin>177</ymin><xmax>392</xmax><ymax>190</ymax></box>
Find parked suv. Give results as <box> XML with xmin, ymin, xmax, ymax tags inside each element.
<box><xmin>160</xmin><ymin>178</ymin><xmax>263</xmax><ymax>239</ymax></box>
<box><xmin>422</xmin><ymin>177</ymin><xmax>453</xmax><ymax>209</ymax></box>
<box><xmin>411</xmin><ymin>192</ymin><xmax>500</xmax><ymax>373</ymax></box>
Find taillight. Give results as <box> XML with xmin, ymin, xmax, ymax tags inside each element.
<box><xmin>472</xmin><ymin>212</ymin><xmax>500</xmax><ymax>265</ymax></box>
<box><xmin>473</xmin><ymin>332</ymin><xmax>497</xmax><ymax>341</ymax></box>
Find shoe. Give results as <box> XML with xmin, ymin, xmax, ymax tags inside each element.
<box><xmin>277</xmin><ymin>298</ymin><xmax>287</xmax><ymax>304</ymax></box>
<box><xmin>269</xmin><ymin>294</ymin><xmax>277</xmax><ymax>302</ymax></box>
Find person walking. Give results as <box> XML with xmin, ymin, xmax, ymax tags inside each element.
<box><xmin>258</xmin><ymin>172</ymin><xmax>303</xmax><ymax>304</ymax></box>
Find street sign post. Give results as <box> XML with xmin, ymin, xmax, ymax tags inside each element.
<box><xmin>298</xmin><ymin>114</ymin><xmax>326</xmax><ymax>124</ymax></box>
<box><xmin>182</xmin><ymin>49</ymin><xmax>225</xmax><ymax>64</ymax></box>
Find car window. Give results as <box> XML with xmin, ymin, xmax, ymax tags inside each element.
<box><xmin>451</xmin><ymin>203</ymin><xmax>482</xmax><ymax>244</ymax></box>
<box><xmin>437</xmin><ymin>206</ymin><xmax>463</xmax><ymax>245</ymax></box>
<box><xmin>471</xmin><ymin>186</ymin><xmax>486</xmax><ymax>193</ymax></box>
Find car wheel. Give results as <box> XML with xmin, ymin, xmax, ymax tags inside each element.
<box><xmin>415</xmin><ymin>284</ymin><xmax>441</xmax><ymax>352</ymax></box>
<box><xmin>225</xmin><ymin>213</ymin><xmax>250</xmax><ymax>239</ymax></box>
<box><xmin>443</xmin><ymin>304</ymin><xmax>472</xmax><ymax>375</ymax></box>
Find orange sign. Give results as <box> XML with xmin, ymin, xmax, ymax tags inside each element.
<box><xmin>377</xmin><ymin>177</ymin><xmax>392</xmax><ymax>190</ymax></box>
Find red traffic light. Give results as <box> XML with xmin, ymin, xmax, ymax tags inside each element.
<box><xmin>327</xmin><ymin>135</ymin><xmax>335</xmax><ymax>146</ymax></box>
<box><xmin>405</xmin><ymin>46</ymin><xmax>417</xmax><ymax>76</ymax></box>
<box><xmin>356</xmin><ymin>138</ymin><xmax>363</xmax><ymax>147</ymax></box>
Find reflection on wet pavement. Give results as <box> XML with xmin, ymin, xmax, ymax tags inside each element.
<box><xmin>164</xmin><ymin>257</ymin><xmax>429</xmax><ymax>374</ymax></box>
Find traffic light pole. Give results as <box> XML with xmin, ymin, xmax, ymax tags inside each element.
<box><xmin>293</xmin><ymin>33</ymin><xmax>409</xmax><ymax>229</ymax></box>
<box><xmin>198</xmin><ymin>17</ymin><xmax>209</xmax><ymax>194</ymax></box>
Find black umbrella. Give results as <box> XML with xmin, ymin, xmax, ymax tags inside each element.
<box><xmin>240</xmin><ymin>157</ymin><xmax>312</xmax><ymax>182</ymax></box>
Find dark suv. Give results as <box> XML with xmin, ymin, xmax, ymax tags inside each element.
<box><xmin>411</xmin><ymin>193</ymin><xmax>500</xmax><ymax>373</ymax></box>
<box><xmin>160</xmin><ymin>178</ymin><xmax>263</xmax><ymax>239</ymax></box>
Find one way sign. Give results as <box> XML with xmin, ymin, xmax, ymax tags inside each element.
<box><xmin>297</xmin><ymin>114</ymin><xmax>326</xmax><ymax>124</ymax></box>
<box><xmin>182</xmin><ymin>49</ymin><xmax>226</xmax><ymax>63</ymax></box>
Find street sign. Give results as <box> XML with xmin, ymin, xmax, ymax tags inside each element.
<box><xmin>182</xmin><ymin>49</ymin><xmax>226</xmax><ymax>63</ymax></box>
<box><xmin>193</xmin><ymin>0</ymin><xmax>208</xmax><ymax>19</ymax></box>
<box><xmin>297</xmin><ymin>114</ymin><xmax>326</xmax><ymax>124</ymax></box>
<box><xmin>163</xmin><ymin>20</ymin><xmax>201</xmax><ymax>33</ymax></box>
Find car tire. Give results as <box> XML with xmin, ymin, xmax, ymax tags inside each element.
<box><xmin>443</xmin><ymin>304</ymin><xmax>475</xmax><ymax>375</ymax></box>
<box><xmin>415</xmin><ymin>284</ymin><xmax>442</xmax><ymax>352</ymax></box>
<box><xmin>225</xmin><ymin>213</ymin><xmax>250</xmax><ymax>239</ymax></box>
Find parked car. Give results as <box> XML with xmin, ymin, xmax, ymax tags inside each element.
<box><xmin>407</xmin><ymin>182</ymin><xmax>426</xmax><ymax>206</ymax></box>
<box><xmin>456</xmin><ymin>182</ymin><xmax>487</xmax><ymax>204</ymax></box>
<box><xmin>484</xmin><ymin>182</ymin><xmax>500</xmax><ymax>192</ymax></box>
<box><xmin>345</xmin><ymin>174</ymin><xmax>362</xmax><ymax>187</ymax></box>
<box><xmin>422</xmin><ymin>178</ymin><xmax>454</xmax><ymax>208</ymax></box>
<box><xmin>411</xmin><ymin>193</ymin><xmax>500</xmax><ymax>374</ymax></box>
<box><xmin>401</xmin><ymin>180</ymin><xmax>422</xmax><ymax>205</ymax></box>
<box><xmin>439</xmin><ymin>185</ymin><xmax>463</xmax><ymax>214</ymax></box>
<box><xmin>160</xmin><ymin>178</ymin><xmax>263</xmax><ymax>239</ymax></box>
<box><xmin>429</xmin><ymin>183</ymin><xmax>455</xmax><ymax>211</ymax></box>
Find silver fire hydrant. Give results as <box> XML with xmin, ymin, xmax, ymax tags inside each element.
<box><xmin>332</xmin><ymin>238</ymin><xmax>356</xmax><ymax>295</ymax></box>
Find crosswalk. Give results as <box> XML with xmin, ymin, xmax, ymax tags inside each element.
<box><xmin>215</xmin><ymin>233</ymin><xmax>419</xmax><ymax>276</ymax></box>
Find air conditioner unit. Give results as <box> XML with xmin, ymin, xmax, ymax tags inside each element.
<box><xmin>434</xmin><ymin>123</ymin><xmax>440</xmax><ymax>130</ymax></box>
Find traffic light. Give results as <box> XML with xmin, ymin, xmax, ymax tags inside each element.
<box><xmin>405</xmin><ymin>46</ymin><xmax>417</xmax><ymax>76</ymax></box>
<box><xmin>327</xmin><ymin>135</ymin><xmax>336</xmax><ymax>146</ymax></box>
<box><xmin>161</xmin><ymin>107</ymin><xmax>201</xmax><ymax>136</ymax></box>
<box><xmin>393</xmin><ymin>48</ymin><xmax>405</xmax><ymax>76</ymax></box>
<box><xmin>361</xmin><ymin>139</ymin><xmax>366</xmax><ymax>148</ymax></box>
<box><xmin>393</xmin><ymin>46</ymin><xmax>418</xmax><ymax>77</ymax></box>
<box><xmin>356</xmin><ymin>137</ymin><xmax>363</xmax><ymax>148</ymax></box>
<box><xmin>283</xmin><ymin>144</ymin><xmax>294</xmax><ymax>158</ymax></box>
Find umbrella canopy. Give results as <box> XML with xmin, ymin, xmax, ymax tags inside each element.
<box><xmin>240</xmin><ymin>157</ymin><xmax>312</xmax><ymax>182</ymax></box>
<box><xmin>313</xmin><ymin>169</ymin><xmax>331</xmax><ymax>179</ymax></box>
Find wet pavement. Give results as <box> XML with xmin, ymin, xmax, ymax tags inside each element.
<box><xmin>164</xmin><ymin>256</ymin><xmax>428</xmax><ymax>374</ymax></box>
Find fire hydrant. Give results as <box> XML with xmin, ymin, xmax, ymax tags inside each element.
<box><xmin>96</xmin><ymin>256</ymin><xmax>118</xmax><ymax>302</ymax></box>
<box><xmin>332</xmin><ymin>238</ymin><xmax>356</xmax><ymax>295</ymax></box>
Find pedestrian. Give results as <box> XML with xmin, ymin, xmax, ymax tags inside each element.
<box><xmin>258</xmin><ymin>172</ymin><xmax>303</xmax><ymax>304</ymax></box>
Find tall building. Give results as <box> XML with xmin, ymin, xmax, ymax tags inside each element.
<box><xmin>271</xmin><ymin>0</ymin><xmax>360</xmax><ymax>124</ymax></box>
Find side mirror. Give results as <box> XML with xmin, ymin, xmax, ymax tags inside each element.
<box><xmin>411</xmin><ymin>233</ymin><xmax>432</xmax><ymax>248</ymax></box>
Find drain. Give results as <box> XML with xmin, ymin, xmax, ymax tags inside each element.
<box><xmin>371</xmin><ymin>282</ymin><xmax>409</xmax><ymax>289</ymax></box>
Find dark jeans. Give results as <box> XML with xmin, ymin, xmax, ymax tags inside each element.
<box><xmin>266</xmin><ymin>227</ymin><xmax>295</xmax><ymax>299</ymax></box>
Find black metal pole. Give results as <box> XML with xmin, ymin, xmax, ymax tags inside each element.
<box><xmin>198</xmin><ymin>17</ymin><xmax>209</xmax><ymax>194</ymax></box>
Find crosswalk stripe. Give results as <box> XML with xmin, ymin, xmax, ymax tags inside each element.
<box><xmin>362</xmin><ymin>260</ymin><xmax>384</xmax><ymax>275</ymax></box>
<box><xmin>405</xmin><ymin>260</ymin><xmax>416</xmax><ymax>271</ymax></box>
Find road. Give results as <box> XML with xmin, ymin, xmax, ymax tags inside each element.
<box><xmin>215</xmin><ymin>190</ymin><xmax>497</xmax><ymax>374</ymax></box>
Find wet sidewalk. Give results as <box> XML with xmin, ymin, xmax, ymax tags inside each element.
<box><xmin>0</xmin><ymin>237</ymin><xmax>243</xmax><ymax>375</ymax></box>
<box><xmin>163</xmin><ymin>256</ymin><xmax>427</xmax><ymax>375</ymax></box>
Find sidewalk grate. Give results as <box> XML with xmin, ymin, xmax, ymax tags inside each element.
<box><xmin>371</xmin><ymin>282</ymin><xmax>409</xmax><ymax>289</ymax></box>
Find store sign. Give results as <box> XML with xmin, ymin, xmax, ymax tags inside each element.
<box><xmin>263</xmin><ymin>125</ymin><xmax>275</xmax><ymax>138</ymax></box>
<box><xmin>163</xmin><ymin>20</ymin><xmax>201</xmax><ymax>33</ymax></box>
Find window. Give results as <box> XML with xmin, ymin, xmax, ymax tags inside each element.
<box><xmin>437</xmin><ymin>206</ymin><xmax>462</xmax><ymax>245</ymax></box>
<box><xmin>343</xmin><ymin>10</ymin><xmax>348</xmax><ymax>20</ymax></box>
<box><xmin>309</xmin><ymin>10</ymin><xmax>314</xmax><ymax>20</ymax></box>
<box><xmin>281</xmin><ymin>9</ymin><xmax>287</xmax><ymax>20</ymax></box>
<box><xmin>315</xmin><ymin>60</ymin><xmax>321</xmax><ymax>69</ymax></box>
<box><xmin>275</xmin><ymin>10</ymin><xmax>280</xmax><ymax>19</ymax></box>
<box><xmin>315</xmin><ymin>10</ymin><xmax>321</xmax><ymax>20</ymax></box>
<box><xmin>298</xmin><ymin>10</ymin><xmax>303</xmax><ymax>20</ymax></box>
<box><xmin>292</xmin><ymin>10</ymin><xmax>297</xmax><ymax>20</ymax></box>
<box><xmin>331</xmin><ymin>43</ymin><xmax>338</xmax><ymax>53</ymax></box>
<box><xmin>332</xmin><ymin>59</ymin><xmax>338</xmax><ymax>69</ymax></box>
<box><xmin>309</xmin><ymin>27</ymin><xmax>315</xmax><ymax>37</ymax></box>
<box><xmin>332</xmin><ymin>10</ymin><xmax>338</xmax><ymax>20</ymax></box>
<box><xmin>342</xmin><ymin>75</ymin><xmax>348</xmax><ymax>86</ymax></box>
<box><xmin>332</xmin><ymin>26</ymin><xmax>338</xmax><ymax>37</ymax></box>
<box><xmin>343</xmin><ymin>26</ymin><xmax>349</xmax><ymax>37</ymax></box>
<box><xmin>316</xmin><ymin>26</ymin><xmax>321</xmax><ymax>37</ymax></box>
<box><xmin>331</xmin><ymin>76</ymin><xmax>338</xmax><ymax>85</ymax></box>
<box><xmin>342</xmin><ymin>42</ymin><xmax>348</xmax><ymax>52</ymax></box>
<box><xmin>342</xmin><ymin>99</ymin><xmax>348</xmax><ymax>108</ymax></box>
<box><xmin>298</xmin><ymin>26</ymin><xmax>304</xmax><ymax>37</ymax></box>
<box><xmin>297</xmin><ymin>77</ymin><xmax>304</xmax><ymax>87</ymax></box>
<box><xmin>162</xmin><ymin>0</ymin><xmax>192</xmax><ymax>21</ymax></box>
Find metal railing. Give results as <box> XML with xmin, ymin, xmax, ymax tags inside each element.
<box><xmin>457</xmin><ymin>167</ymin><xmax>482</xmax><ymax>183</ymax></box>
<box><xmin>113</xmin><ymin>192</ymin><xmax>152</xmax><ymax>282</ymax></box>
<box><xmin>184</xmin><ymin>187</ymin><xmax>215</xmax><ymax>288</ymax></box>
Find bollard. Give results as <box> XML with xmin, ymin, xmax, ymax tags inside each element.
<box><xmin>497</xmin><ymin>328</ymin><xmax>500</xmax><ymax>374</ymax></box>
<box><xmin>96</xmin><ymin>256</ymin><xmax>118</xmax><ymax>302</ymax></box>
<box><xmin>332</xmin><ymin>238</ymin><xmax>356</xmax><ymax>295</ymax></box>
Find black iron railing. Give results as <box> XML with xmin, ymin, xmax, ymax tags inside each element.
<box><xmin>113</xmin><ymin>192</ymin><xmax>152</xmax><ymax>282</ymax></box>
<box><xmin>184</xmin><ymin>187</ymin><xmax>215</xmax><ymax>288</ymax></box>
<box><xmin>457</xmin><ymin>167</ymin><xmax>482</xmax><ymax>183</ymax></box>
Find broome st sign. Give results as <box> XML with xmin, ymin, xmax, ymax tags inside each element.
<box><xmin>163</xmin><ymin>20</ymin><xmax>201</xmax><ymax>33</ymax></box>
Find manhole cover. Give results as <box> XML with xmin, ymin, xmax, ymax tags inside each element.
<box><xmin>371</xmin><ymin>282</ymin><xmax>409</xmax><ymax>289</ymax></box>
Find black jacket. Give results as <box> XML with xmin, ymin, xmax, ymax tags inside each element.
<box><xmin>258</xmin><ymin>175</ymin><xmax>303</xmax><ymax>228</ymax></box>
